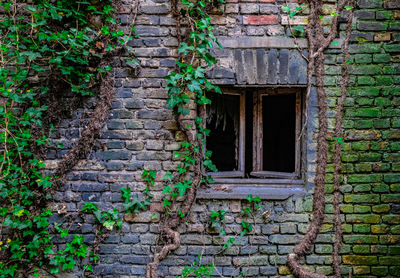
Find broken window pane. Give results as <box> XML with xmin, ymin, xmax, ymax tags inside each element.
<box><xmin>262</xmin><ymin>94</ymin><xmax>296</xmax><ymax>173</ymax></box>
<box><xmin>206</xmin><ymin>93</ymin><xmax>240</xmax><ymax>172</ymax></box>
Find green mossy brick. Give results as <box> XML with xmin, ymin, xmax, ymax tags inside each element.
<box><xmin>384</xmin><ymin>153</ymin><xmax>400</xmax><ymax>162</ymax></box>
<box><xmin>342</xmin><ymin>224</ymin><xmax>353</xmax><ymax>234</ymax></box>
<box><xmin>342</xmin><ymin>154</ymin><xmax>359</xmax><ymax>162</ymax></box>
<box><xmin>371</xmin><ymin>245</ymin><xmax>387</xmax><ymax>254</ymax></box>
<box><xmin>346</xmin><ymin>214</ymin><xmax>380</xmax><ymax>224</ymax></box>
<box><xmin>393</xmin><ymin>97</ymin><xmax>400</xmax><ymax>106</ymax></box>
<box><xmin>352</xmin><ymin>142</ymin><xmax>370</xmax><ymax>151</ymax></box>
<box><xmin>391</xmin><ymin>184</ymin><xmax>400</xmax><ymax>192</ymax></box>
<box><xmin>371</xmin><ymin>141</ymin><xmax>389</xmax><ymax>151</ymax></box>
<box><xmin>353</xmin><ymin>266</ymin><xmax>370</xmax><ymax>275</ymax></box>
<box><xmin>372</xmin><ymin>118</ymin><xmax>390</xmax><ymax>128</ymax></box>
<box><xmin>348</xmin><ymin>174</ymin><xmax>382</xmax><ymax>183</ymax></box>
<box><xmin>349</xmin><ymin>87</ymin><xmax>380</xmax><ymax>97</ymax></box>
<box><xmin>373</xmin><ymin>53</ymin><xmax>391</xmax><ymax>63</ymax></box>
<box><xmin>349</xmin><ymin>43</ymin><xmax>382</xmax><ymax>54</ymax></box>
<box><xmin>355</xmin><ymin>163</ymin><xmax>372</xmax><ymax>172</ymax></box>
<box><xmin>393</xmin><ymin>119</ymin><xmax>400</xmax><ymax>128</ymax></box>
<box><xmin>380</xmin><ymin>235</ymin><xmax>400</xmax><ymax>244</ymax></box>
<box><xmin>341</xmin><ymin>204</ymin><xmax>354</xmax><ymax>213</ymax></box>
<box><xmin>371</xmin><ymin>266</ymin><xmax>388</xmax><ymax>276</ymax></box>
<box><xmin>371</xmin><ymin>224</ymin><xmax>389</xmax><ymax>234</ymax></box>
<box><xmin>372</xmin><ymin>204</ymin><xmax>390</xmax><ymax>213</ymax></box>
<box><xmin>354</xmin><ymin>205</ymin><xmax>371</xmax><ymax>213</ymax></box>
<box><xmin>325</xmin><ymin>65</ymin><xmax>341</xmax><ymax>75</ymax></box>
<box><xmin>353</xmin><ymin>119</ymin><xmax>374</xmax><ymax>129</ymax></box>
<box><xmin>359</xmin><ymin>153</ymin><xmax>382</xmax><ymax>162</ymax></box>
<box><xmin>382</xmin><ymin>86</ymin><xmax>400</xmax><ymax>96</ymax></box>
<box><xmin>315</xmin><ymin>244</ymin><xmax>333</xmax><ymax>254</ymax></box>
<box><xmin>353</xmin><ymin>224</ymin><xmax>371</xmax><ymax>233</ymax></box>
<box><xmin>394</xmin><ymin>76</ymin><xmax>400</xmax><ymax>84</ymax></box>
<box><xmin>383</xmin><ymin>65</ymin><xmax>397</xmax><ymax>74</ymax></box>
<box><xmin>353</xmin><ymin>245</ymin><xmax>370</xmax><ymax>254</ymax></box>
<box><xmin>342</xmin><ymin>255</ymin><xmax>378</xmax><ymax>265</ymax></box>
<box><xmin>389</xmin><ymin>22</ymin><xmax>400</xmax><ymax>31</ymax></box>
<box><xmin>374</xmin><ymin>97</ymin><xmax>391</xmax><ymax>106</ymax></box>
<box><xmin>344</xmin><ymin>194</ymin><xmax>380</xmax><ymax>204</ymax></box>
<box><xmin>382</xmin><ymin>130</ymin><xmax>400</xmax><ymax>139</ymax></box>
<box><xmin>357</xmin><ymin>76</ymin><xmax>375</xmax><ymax>86</ymax></box>
<box><xmin>383</xmin><ymin>174</ymin><xmax>400</xmax><ymax>182</ymax></box>
<box><xmin>389</xmin><ymin>246</ymin><xmax>400</xmax><ymax>255</ymax></box>
<box><xmin>379</xmin><ymin>256</ymin><xmax>400</xmax><ymax>266</ymax></box>
<box><xmin>356</xmin><ymin>97</ymin><xmax>374</xmax><ymax>105</ymax></box>
<box><xmin>383</xmin><ymin>44</ymin><xmax>400</xmax><ymax>52</ymax></box>
<box><xmin>351</xmin><ymin>65</ymin><xmax>381</xmax><ymax>75</ymax></box>
<box><xmin>382</xmin><ymin>109</ymin><xmax>400</xmax><ymax>117</ymax></box>
<box><xmin>371</xmin><ymin>183</ymin><xmax>389</xmax><ymax>193</ymax></box>
<box><xmin>355</xmin><ymin>54</ymin><xmax>372</xmax><ymax>64</ymax></box>
<box><xmin>381</xmin><ymin>194</ymin><xmax>400</xmax><ymax>203</ymax></box>
<box><xmin>354</xmin><ymin>108</ymin><xmax>380</xmax><ymax>117</ymax></box>
<box><xmin>354</xmin><ymin>184</ymin><xmax>371</xmax><ymax>193</ymax></box>
<box><xmin>391</xmin><ymin>142</ymin><xmax>400</xmax><ymax>151</ymax></box>
<box><xmin>376</xmin><ymin>76</ymin><xmax>394</xmax><ymax>86</ymax></box>
<box><xmin>382</xmin><ymin>214</ymin><xmax>400</xmax><ymax>224</ymax></box>
<box><xmin>377</xmin><ymin>10</ymin><xmax>393</xmax><ymax>19</ymax></box>
<box><xmin>389</xmin><ymin>266</ymin><xmax>400</xmax><ymax>276</ymax></box>
<box><xmin>394</xmin><ymin>164</ymin><xmax>400</xmax><ymax>172</ymax></box>
<box><xmin>391</xmin><ymin>225</ymin><xmax>400</xmax><ymax>234</ymax></box>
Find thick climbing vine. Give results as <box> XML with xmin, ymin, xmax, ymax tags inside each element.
<box><xmin>145</xmin><ymin>0</ymin><xmax>224</xmax><ymax>276</ymax></box>
<box><xmin>0</xmin><ymin>0</ymin><xmax>136</xmax><ymax>276</ymax></box>
<box><xmin>286</xmin><ymin>1</ymin><xmax>355</xmax><ymax>278</ymax></box>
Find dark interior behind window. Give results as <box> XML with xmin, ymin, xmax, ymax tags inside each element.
<box><xmin>206</xmin><ymin>93</ymin><xmax>240</xmax><ymax>172</ymax></box>
<box><xmin>262</xmin><ymin>94</ymin><xmax>296</xmax><ymax>173</ymax></box>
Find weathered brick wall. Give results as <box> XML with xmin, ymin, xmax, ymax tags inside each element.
<box><xmin>45</xmin><ymin>0</ymin><xmax>400</xmax><ymax>277</ymax></box>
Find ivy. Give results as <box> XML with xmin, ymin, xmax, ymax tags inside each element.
<box><xmin>0</xmin><ymin>0</ymin><xmax>135</xmax><ymax>276</ymax></box>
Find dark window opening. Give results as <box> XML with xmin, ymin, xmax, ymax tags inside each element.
<box><xmin>206</xmin><ymin>93</ymin><xmax>240</xmax><ymax>172</ymax></box>
<box><xmin>262</xmin><ymin>94</ymin><xmax>296</xmax><ymax>173</ymax></box>
<box><xmin>206</xmin><ymin>89</ymin><xmax>302</xmax><ymax>179</ymax></box>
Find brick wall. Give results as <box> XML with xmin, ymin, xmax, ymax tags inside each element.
<box><xmin>45</xmin><ymin>0</ymin><xmax>400</xmax><ymax>277</ymax></box>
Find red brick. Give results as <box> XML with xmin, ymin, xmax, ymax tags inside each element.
<box><xmin>243</xmin><ymin>15</ymin><xmax>278</xmax><ymax>25</ymax></box>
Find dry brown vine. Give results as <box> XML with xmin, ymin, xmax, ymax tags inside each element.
<box><xmin>332</xmin><ymin>2</ymin><xmax>354</xmax><ymax>277</ymax></box>
<box><xmin>287</xmin><ymin>0</ymin><xmax>354</xmax><ymax>277</ymax></box>
<box><xmin>146</xmin><ymin>105</ymin><xmax>206</xmax><ymax>278</ymax></box>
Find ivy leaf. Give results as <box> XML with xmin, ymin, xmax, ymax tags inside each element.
<box><xmin>174</xmin><ymin>180</ymin><xmax>192</xmax><ymax>196</ymax></box>
<box><xmin>162</xmin><ymin>171</ymin><xmax>173</xmax><ymax>181</ymax></box>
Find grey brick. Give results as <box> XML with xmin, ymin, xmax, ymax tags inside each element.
<box><xmin>243</xmin><ymin>49</ymin><xmax>256</xmax><ymax>84</ymax></box>
<box><xmin>98</xmin><ymin>151</ymin><xmax>131</xmax><ymax>160</ymax></box>
<box><xmin>267</xmin><ymin>49</ymin><xmax>278</xmax><ymax>84</ymax></box>
<box><xmin>234</xmin><ymin>49</ymin><xmax>245</xmax><ymax>84</ymax></box>
<box><xmin>260</xmin><ymin>266</ymin><xmax>277</xmax><ymax>275</ymax></box>
<box><xmin>137</xmin><ymin>109</ymin><xmax>171</xmax><ymax>121</ymax></box>
<box><xmin>121</xmin><ymin>234</ymin><xmax>140</xmax><ymax>244</ymax></box>
<box><xmin>139</xmin><ymin>4</ymin><xmax>170</xmax><ymax>14</ymax></box>
<box><xmin>278</xmin><ymin>49</ymin><xmax>289</xmax><ymax>84</ymax></box>
<box><xmin>125</xmin><ymin>99</ymin><xmax>145</xmax><ymax>109</ymax></box>
<box><xmin>269</xmin><ymin>234</ymin><xmax>301</xmax><ymax>244</ymax></box>
<box><xmin>357</xmin><ymin>0</ymin><xmax>382</xmax><ymax>8</ymax></box>
<box><xmin>256</xmin><ymin>49</ymin><xmax>267</xmax><ymax>84</ymax></box>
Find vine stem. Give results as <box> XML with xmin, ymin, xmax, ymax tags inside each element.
<box><xmin>287</xmin><ymin>0</ymin><xmax>351</xmax><ymax>277</ymax></box>
<box><xmin>332</xmin><ymin>2</ymin><xmax>354</xmax><ymax>277</ymax></box>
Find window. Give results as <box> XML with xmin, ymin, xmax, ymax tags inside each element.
<box><xmin>206</xmin><ymin>88</ymin><xmax>303</xmax><ymax>181</ymax></box>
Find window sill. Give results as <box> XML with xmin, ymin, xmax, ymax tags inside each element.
<box><xmin>197</xmin><ymin>178</ymin><xmax>306</xmax><ymax>200</ymax></box>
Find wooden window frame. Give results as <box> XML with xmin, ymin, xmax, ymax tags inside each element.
<box><xmin>207</xmin><ymin>90</ymin><xmax>246</xmax><ymax>178</ymax></box>
<box><xmin>207</xmin><ymin>88</ymin><xmax>302</xmax><ymax>179</ymax></box>
<box><xmin>251</xmin><ymin>88</ymin><xmax>302</xmax><ymax>179</ymax></box>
